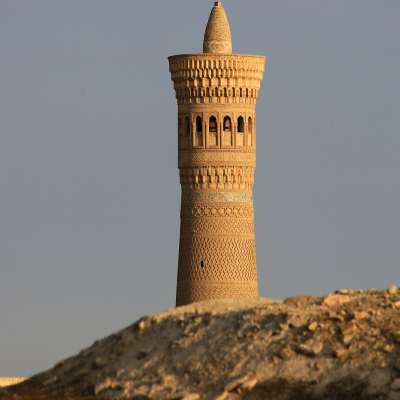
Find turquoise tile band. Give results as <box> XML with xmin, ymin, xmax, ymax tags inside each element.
<box><xmin>182</xmin><ymin>192</ymin><xmax>253</xmax><ymax>202</ymax></box>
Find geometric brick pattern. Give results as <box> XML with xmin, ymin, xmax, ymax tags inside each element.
<box><xmin>177</xmin><ymin>236</ymin><xmax>257</xmax><ymax>282</ymax></box>
<box><xmin>180</xmin><ymin>218</ymin><xmax>254</xmax><ymax>235</ymax></box>
<box><xmin>180</xmin><ymin>203</ymin><xmax>254</xmax><ymax>218</ymax></box>
<box><xmin>169</xmin><ymin>2</ymin><xmax>264</xmax><ymax>306</ymax></box>
<box><xmin>178</xmin><ymin>150</ymin><xmax>256</xmax><ymax>167</ymax></box>
<box><xmin>176</xmin><ymin>282</ymin><xmax>258</xmax><ymax>305</ymax></box>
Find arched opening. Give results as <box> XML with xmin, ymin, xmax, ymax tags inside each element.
<box><xmin>195</xmin><ymin>116</ymin><xmax>203</xmax><ymax>147</ymax></box>
<box><xmin>248</xmin><ymin>117</ymin><xmax>253</xmax><ymax>147</ymax></box>
<box><xmin>196</xmin><ymin>116</ymin><xmax>202</xmax><ymax>132</ymax></box>
<box><xmin>223</xmin><ymin>116</ymin><xmax>232</xmax><ymax>147</ymax></box>
<box><xmin>209</xmin><ymin>116</ymin><xmax>217</xmax><ymax>132</ymax></box>
<box><xmin>223</xmin><ymin>116</ymin><xmax>231</xmax><ymax>131</ymax></box>
<box><xmin>209</xmin><ymin>116</ymin><xmax>217</xmax><ymax>146</ymax></box>
<box><xmin>184</xmin><ymin>117</ymin><xmax>190</xmax><ymax>148</ymax></box>
<box><xmin>237</xmin><ymin>116</ymin><xmax>244</xmax><ymax>147</ymax></box>
<box><xmin>237</xmin><ymin>116</ymin><xmax>244</xmax><ymax>133</ymax></box>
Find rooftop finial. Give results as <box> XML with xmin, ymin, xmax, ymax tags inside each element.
<box><xmin>203</xmin><ymin>2</ymin><xmax>232</xmax><ymax>54</ymax></box>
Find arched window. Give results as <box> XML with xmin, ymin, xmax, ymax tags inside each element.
<box><xmin>209</xmin><ymin>116</ymin><xmax>217</xmax><ymax>146</ymax></box>
<box><xmin>209</xmin><ymin>116</ymin><xmax>217</xmax><ymax>132</ymax></box>
<box><xmin>196</xmin><ymin>116</ymin><xmax>202</xmax><ymax>132</ymax></box>
<box><xmin>195</xmin><ymin>116</ymin><xmax>203</xmax><ymax>146</ymax></box>
<box><xmin>237</xmin><ymin>116</ymin><xmax>244</xmax><ymax>133</ymax></box>
<box><xmin>223</xmin><ymin>116</ymin><xmax>231</xmax><ymax>131</ymax></box>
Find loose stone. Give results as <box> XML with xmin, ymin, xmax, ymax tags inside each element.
<box><xmin>343</xmin><ymin>335</ymin><xmax>353</xmax><ymax>345</ymax></box>
<box><xmin>322</xmin><ymin>294</ymin><xmax>350</xmax><ymax>306</ymax></box>
<box><xmin>237</xmin><ymin>378</ymin><xmax>258</xmax><ymax>393</ymax></box>
<box><xmin>181</xmin><ymin>394</ymin><xmax>201</xmax><ymax>400</ymax></box>
<box><xmin>333</xmin><ymin>348</ymin><xmax>346</xmax><ymax>358</ymax></box>
<box><xmin>224</xmin><ymin>374</ymin><xmax>253</xmax><ymax>392</ymax></box>
<box><xmin>214</xmin><ymin>392</ymin><xmax>229</xmax><ymax>400</ymax></box>
<box><xmin>383</xmin><ymin>344</ymin><xmax>394</xmax><ymax>353</ymax></box>
<box><xmin>298</xmin><ymin>339</ymin><xmax>323</xmax><ymax>356</ymax></box>
<box><xmin>284</xmin><ymin>295</ymin><xmax>313</xmax><ymax>303</ymax></box>
<box><xmin>279</xmin><ymin>348</ymin><xmax>292</xmax><ymax>360</ymax></box>
<box><xmin>308</xmin><ymin>322</ymin><xmax>318</xmax><ymax>331</ymax></box>
<box><xmin>352</xmin><ymin>311</ymin><xmax>369</xmax><ymax>320</ymax></box>
<box><xmin>341</xmin><ymin>322</ymin><xmax>356</xmax><ymax>336</ymax></box>
<box><xmin>389</xmin><ymin>285</ymin><xmax>398</xmax><ymax>295</ymax></box>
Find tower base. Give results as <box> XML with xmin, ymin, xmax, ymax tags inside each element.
<box><xmin>176</xmin><ymin>281</ymin><xmax>258</xmax><ymax>307</ymax></box>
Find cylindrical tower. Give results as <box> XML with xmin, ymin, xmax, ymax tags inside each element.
<box><xmin>169</xmin><ymin>2</ymin><xmax>265</xmax><ymax>306</ymax></box>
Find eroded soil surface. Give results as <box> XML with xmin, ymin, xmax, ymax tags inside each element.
<box><xmin>2</xmin><ymin>288</ymin><xmax>400</xmax><ymax>400</ymax></box>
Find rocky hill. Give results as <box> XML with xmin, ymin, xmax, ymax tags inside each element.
<box><xmin>1</xmin><ymin>287</ymin><xmax>400</xmax><ymax>400</ymax></box>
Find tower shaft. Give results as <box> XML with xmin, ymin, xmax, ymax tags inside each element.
<box><xmin>169</xmin><ymin>3</ymin><xmax>265</xmax><ymax>306</ymax></box>
<box><xmin>169</xmin><ymin>54</ymin><xmax>265</xmax><ymax>306</ymax></box>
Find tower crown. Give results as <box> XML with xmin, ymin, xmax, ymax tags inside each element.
<box><xmin>203</xmin><ymin>2</ymin><xmax>232</xmax><ymax>54</ymax></box>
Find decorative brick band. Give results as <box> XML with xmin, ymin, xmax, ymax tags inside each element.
<box><xmin>178</xmin><ymin>150</ymin><xmax>256</xmax><ymax>167</ymax></box>
<box><xmin>180</xmin><ymin>203</ymin><xmax>254</xmax><ymax>218</ymax></box>
<box><xmin>180</xmin><ymin>218</ymin><xmax>254</xmax><ymax>235</ymax></box>
<box><xmin>182</xmin><ymin>192</ymin><xmax>252</xmax><ymax>202</ymax></box>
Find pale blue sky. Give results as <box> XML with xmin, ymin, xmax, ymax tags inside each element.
<box><xmin>1</xmin><ymin>0</ymin><xmax>399</xmax><ymax>377</ymax></box>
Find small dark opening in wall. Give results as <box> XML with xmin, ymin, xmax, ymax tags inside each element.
<box><xmin>200</xmin><ymin>260</ymin><xmax>204</xmax><ymax>268</ymax></box>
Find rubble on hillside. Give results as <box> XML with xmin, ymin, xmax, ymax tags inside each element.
<box><xmin>1</xmin><ymin>287</ymin><xmax>400</xmax><ymax>400</ymax></box>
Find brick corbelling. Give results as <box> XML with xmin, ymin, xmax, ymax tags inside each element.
<box><xmin>168</xmin><ymin>54</ymin><xmax>265</xmax><ymax>73</ymax></box>
<box><xmin>179</xmin><ymin>165</ymin><xmax>255</xmax><ymax>190</ymax></box>
<box><xmin>168</xmin><ymin>54</ymin><xmax>265</xmax><ymax>105</ymax></box>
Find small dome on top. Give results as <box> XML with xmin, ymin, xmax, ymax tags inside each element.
<box><xmin>203</xmin><ymin>2</ymin><xmax>232</xmax><ymax>54</ymax></box>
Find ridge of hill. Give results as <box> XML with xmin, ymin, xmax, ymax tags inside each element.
<box><xmin>1</xmin><ymin>287</ymin><xmax>400</xmax><ymax>400</ymax></box>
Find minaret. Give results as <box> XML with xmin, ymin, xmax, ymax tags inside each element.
<box><xmin>168</xmin><ymin>2</ymin><xmax>265</xmax><ymax>306</ymax></box>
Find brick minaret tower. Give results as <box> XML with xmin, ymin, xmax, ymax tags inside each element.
<box><xmin>169</xmin><ymin>2</ymin><xmax>265</xmax><ymax>306</ymax></box>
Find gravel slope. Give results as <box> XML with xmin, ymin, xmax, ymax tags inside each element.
<box><xmin>1</xmin><ymin>288</ymin><xmax>400</xmax><ymax>400</ymax></box>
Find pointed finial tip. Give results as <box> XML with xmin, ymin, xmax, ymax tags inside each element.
<box><xmin>203</xmin><ymin>2</ymin><xmax>232</xmax><ymax>54</ymax></box>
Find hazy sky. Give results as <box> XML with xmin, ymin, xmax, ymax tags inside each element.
<box><xmin>1</xmin><ymin>0</ymin><xmax>399</xmax><ymax>377</ymax></box>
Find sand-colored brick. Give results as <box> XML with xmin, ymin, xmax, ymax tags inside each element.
<box><xmin>168</xmin><ymin>3</ymin><xmax>265</xmax><ymax>306</ymax></box>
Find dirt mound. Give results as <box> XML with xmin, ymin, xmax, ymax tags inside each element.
<box><xmin>2</xmin><ymin>288</ymin><xmax>400</xmax><ymax>400</ymax></box>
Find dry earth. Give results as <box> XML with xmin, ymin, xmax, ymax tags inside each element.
<box><xmin>2</xmin><ymin>287</ymin><xmax>400</xmax><ymax>400</ymax></box>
